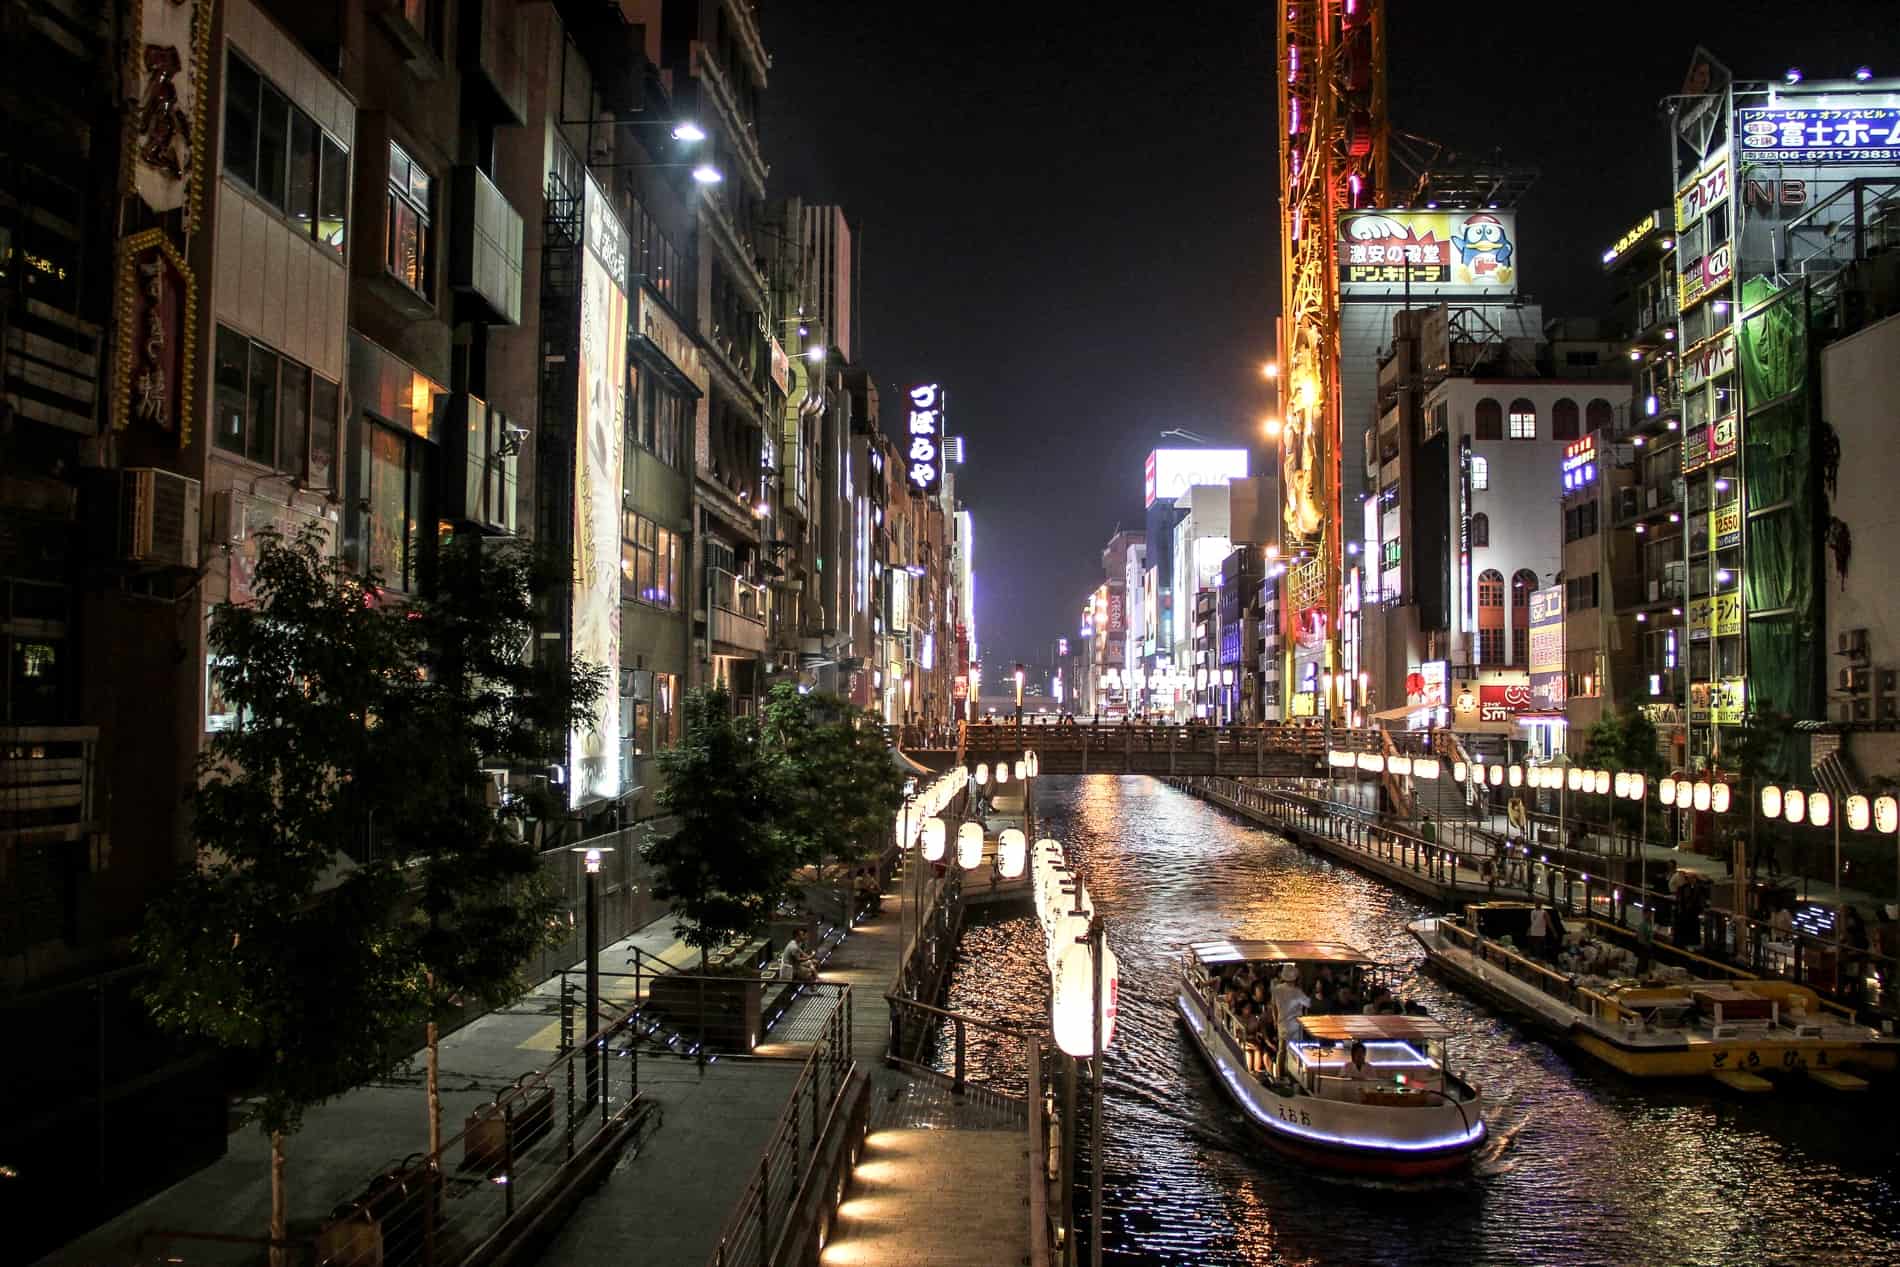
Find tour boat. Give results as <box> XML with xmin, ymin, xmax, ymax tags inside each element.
<box><xmin>1176</xmin><ymin>939</ymin><xmax>1487</xmax><ymax>1177</ymax></box>
<box><xmin>1409</xmin><ymin>903</ymin><xmax>1900</xmax><ymax>1086</ymax></box>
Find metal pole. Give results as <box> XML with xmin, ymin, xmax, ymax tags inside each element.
<box><xmin>585</xmin><ymin>866</ymin><xmax>600</xmax><ymax>1100</ymax></box>
<box><xmin>1089</xmin><ymin>916</ymin><xmax>1105</xmax><ymax>1267</ymax></box>
<box><xmin>1836</xmin><ymin>812</ymin><xmax>1844</xmax><ymax>914</ymax></box>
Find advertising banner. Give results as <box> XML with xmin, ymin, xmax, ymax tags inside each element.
<box><xmin>1711</xmin><ymin>500</ymin><xmax>1742</xmax><ymax>550</ymax></box>
<box><xmin>907</xmin><ymin>383</ymin><xmax>943</xmax><ymax>495</ymax></box>
<box><xmin>1710</xmin><ymin>590</ymin><xmax>1741</xmax><ymax>637</ymax></box>
<box><xmin>1675</xmin><ymin>151</ymin><xmax>1731</xmax><ymax>229</ymax></box>
<box><xmin>1679</xmin><ymin>241</ymin><xmax>1733</xmax><ymax>311</ymax></box>
<box><xmin>571</xmin><ymin>172</ymin><xmax>628</xmax><ymax>807</ymax></box>
<box><xmin>1338</xmin><ymin>210</ymin><xmax>1518</xmax><ymax>295</ymax></box>
<box><xmin>1683</xmin><ymin>413</ymin><xmax>1738</xmax><ymax>475</ymax></box>
<box><xmin>1738</xmin><ymin>105</ymin><xmax>1900</xmax><ymax>164</ymax></box>
<box><xmin>1528</xmin><ymin>586</ymin><xmax>1566</xmax><ymax>711</ymax></box>
<box><xmin>113</xmin><ymin>229</ymin><xmax>195</xmax><ymax>442</ymax></box>
<box><xmin>1688</xmin><ymin>596</ymin><xmax>1712</xmax><ymax>641</ymax></box>
<box><xmin>1145</xmin><ymin>448</ymin><xmax>1249</xmax><ymax>508</ymax></box>
<box><xmin>1421</xmin><ymin>660</ymin><xmax>1447</xmax><ymax>709</ymax></box>
<box><xmin>1712</xmin><ymin>676</ymin><xmax>1747</xmax><ymax>725</ymax></box>
<box><xmin>1679</xmin><ymin>332</ymin><xmax>1736</xmax><ymax>393</ymax></box>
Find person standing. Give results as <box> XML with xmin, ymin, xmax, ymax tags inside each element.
<box><xmin>1527</xmin><ymin>904</ymin><xmax>1550</xmax><ymax>961</ymax></box>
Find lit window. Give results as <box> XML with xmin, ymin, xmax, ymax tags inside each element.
<box><xmin>386</xmin><ymin>140</ymin><xmax>433</xmax><ymax>299</ymax></box>
<box><xmin>1470</xmin><ymin>456</ymin><xmax>1489</xmax><ymax>491</ymax></box>
<box><xmin>1508</xmin><ymin>398</ymin><xmax>1537</xmax><ymax>440</ymax></box>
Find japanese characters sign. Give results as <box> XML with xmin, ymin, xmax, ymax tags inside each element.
<box><xmin>130</xmin><ymin>0</ymin><xmax>212</xmax><ymax>229</ymax></box>
<box><xmin>906</xmin><ymin>383</ymin><xmax>943</xmax><ymax>495</ymax></box>
<box><xmin>1679</xmin><ymin>241</ymin><xmax>1733</xmax><ymax>311</ymax></box>
<box><xmin>1480</xmin><ymin>682</ymin><xmax>1534</xmax><ymax>722</ymax></box>
<box><xmin>1528</xmin><ymin>587</ymin><xmax>1566</xmax><ymax>712</ymax></box>
<box><xmin>1675</xmin><ymin>152</ymin><xmax>1731</xmax><ymax>229</ymax></box>
<box><xmin>1679</xmin><ymin>332</ymin><xmax>1735</xmax><ymax>393</ymax></box>
<box><xmin>1711</xmin><ymin>500</ymin><xmax>1742</xmax><ymax>551</ymax></box>
<box><xmin>1738</xmin><ymin>106</ymin><xmax>1900</xmax><ymax>164</ymax></box>
<box><xmin>1338</xmin><ymin>210</ymin><xmax>1519</xmax><ymax>295</ymax></box>
<box><xmin>112</xmin><ymin>228</ymin><xmax>196</xmax><ymax>443</ymax></box>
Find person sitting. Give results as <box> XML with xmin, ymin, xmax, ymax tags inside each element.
<box><xmin>1340</xmin><ymin>1040</ymin><xmax>1379</xmax><ymax>1083</ymax></box>
<box><xmin>854</xmin><ymin>867</ymin><xmax>882</xmax><ymax>918</ymax></box>
<box><xmin>1310</xmin><ymin>978</ymin><xmax>1335</xmax><ymax>1014</ymax></box>
<box><xmin>779</xmin><ymin>928</ymin><xmax>818</xmax><ymax>984</ymax></box>
<box><xmin>1363</xmin><ymin>986</ymin><xmax>1399</xmax><ymax>1015</ymax></box>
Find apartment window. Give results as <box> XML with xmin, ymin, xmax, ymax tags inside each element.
<box><xmin>1475</xmin><ymin>398</ymin><xmax>1503</xmax><ymax>441</ymax></box>
<box><xmin>625</xmin><ymin>195</ymin><xmax>684</xmax><ymax>310</ymax></box>
<box><xmin>621</xmin><ymin>511</ymin><xmax>682</xmax><ymax>609</ymax></box>
<box><xmin>1566</xmin><ymin>572</ymin><xmax>1600</xmax><ymax>611</ymax></box>
<box><xmin>365</xmin><ymin>421</ymin><xmax>428</xmax><ymax>593</ymax></box>
<box><xmin>634</xmin><ymin>366</ymin><xmax>689</xmax><ymax>469</ymax></box>
<box><xmin>386</xmin><ymin>140</ymin><xmax>433</xmax><ymax>299</ymax></box>
<box><xmin>1565</xmin><ymin>501</ymin><xmax>1599</xmax><ymax>543</ymax></box>
<box><xmin>624</xmin><ymin>669</ymin><xmax>680</xmax><ymax>760</ymax></box>
<box><xmin>1478</xmin><ymin>628</ymin><xmax>1505</xmax><ymax>666</ymax></box>
<box><xmin>1469</xmin><ymin>512</ymin><xmax>1489</xmax><ymax>548</ymax></box>
<box><xmin>222</xmin><ymin>52</ymin><xmax>348</xmax><ymax>254</ymax></box>
<box><xmin>1470</xmin><ymin>456</ymin><xmax>1489</xmax><ymax>491</ymax></box>
<box><xmin>1586</xmin><ymin>398</ymin><xmax>1615</xmax><ymax>433</ymax></box>
<box><xmin>1478</xmin><ymin>569</ymin><xmax>1504</xmax><ymax>609</ymax></box>
<box><xmin>213</xmin><ymin>325</ymin><xmax>340</xmax><ymax>485</ymax></box>
<box><xmin>1511</xmin><ymin>569</ymin><xmax>1538</xmax><ymax>666</ymax></box>
<box><xmin>399</xmin><ymin>0</ymin><xmax>437</xmax><ymax>48</ymax></box>
<box><xmin>1552</xmin><ymin>397</ymin><xmax>1580</xmax><ymax>441</ymax></box>
<box><xmin>1508</xmin><ymin>398</ymin><xmax>1537</xmax><ymax>440</ymax></box>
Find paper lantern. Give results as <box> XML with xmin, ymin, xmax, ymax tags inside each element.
<box><xmin>1047</xmin><ymin>909</ymin><xmax>1090</xmax><ymax>974</ymax></box>
<box><xmin>1413</xmin><ymin>758</ymin><xmax>1440</xmax><ymax>780</ymax></box>
<box><xmin>1568</xmin><ymin>767</ymin><xmax>1584</xmax><ymax>792</ymax></box>
<box><xmin>1711</xmin><ymin>782</ymin><xmax>1731</xmax><ymax>814</ymax></box>
<box><xmin>1693</xmin><ymin>781</ymin><xmax>1711</xmax><ymax>812</ymax></box>
<box><xmin>995</xmin><ymin>762</ymin><xmax>1010</xmax><ymax>785</ymax></box>
<box><xmin>1808</xmin><ymin>791</ymin><xmax>1831</xmax><ymax>829</ymax></box>
<box><xmin>1675</xmin><ymin>779</ymin><xmax>1694</xmax><ymax>809</ymax></box>
<box><xmin>999</xmin><ymin>829</ymin><xmax>1027</xmax><ymax>878</ymax></box>
<box><xmin>1014</xmin><ymin>760</ymin><xmax>1027</xmax><ymax>782</ymax></box>
<box><xmin>922</xmin><ymin>818</ymin><xmax>948</xmax><ymax>862</ymax></box>
<box><xmin>957</xmin><ymin>821</ymin><xmax>985</xmax><ymax>870</ymax></box>
<box><xmin>1509</xmin><ymin>765</ymin><xmax>1524</xmax><ymax>788</ymax></box>
<box><xmin>1330</xmin><ymin>749</ymin><xmax>1355</xmax><ymax>768</ymax></box>
<box><xmin>1453</xmin><ymin>761</ymin><xmax>1467</xmax><ymax>782</ymax></box>
<box><xmin>1614</xmin><ymin>771</ymin><xmax>1631</xmax><ymax>798</ymax></box>
<box><xmin>1051</xmin><ymin>940</ymin><xmax>1119</xmax><ymax>1058</ymax></box>
<box><xmin>974</xmin><ymin>764</ymin><xmax>989</xmax><ymax>786</ymax></box>
<box><xmin>1358</xmin><ymin>752</ymin><xmax>1384</xmax><ymax>773</ymax></box>
<box><xmin>1488</xmin><ymin>764</ymin><xmax>1504</xmax><ymax>787</ymax></box>
<box><xmin>1660</xmin><ymin>776</ymin><xmax>1677</xmax><ymax>804</ymax></box>
<box><xmin>1783</xmin><ymin>788</ymin><xmax>1805</xmax><ymax>825</ymax></box>
<box><xmin>1628</xmin><ymin>773</ymin><xmax>1646</xmax><ymax>801</ymax></box>
<box><xmin>1848</xmin><ymin>794</ymin><xmax>1871</xmax><ymax>832</ymax></box>
<box><xmin>1876</xmin><ymin>796</ymin><xmax>1899</xmax><ymax>834</ymax></box>
<box><xmin>1027</xmin><ymin>751</ymin><xmax>1040</xmax><ymax>776</ymax></box>
<box><xmin>1760</xmin><ymin>785</ymin><xmax>1783</xmax><ymax>820</ymax></box>
<box><xmin>1388</xmin><ymin>755</ymin><xmax>1413</xmax><ymax>777</ymax></box>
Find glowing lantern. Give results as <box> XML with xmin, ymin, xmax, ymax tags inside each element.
<box><xmin>1674</xmin><ymin>779</ymin><xmax>1694</xmax><ymax>810</ymax></box>
<box><xmin>999</xmin><ymin>829</ymin><xmax>1027</xmax><ymax>878</ymax></box>
<box><xmin>1711</xmin><ymin>783</ymin><xmax>1731</xmax><ymax>814</ymax></box>
<box><xmin>1358</xmin><ymin>752</ymin><xmax>1384</xmax><ymax>773</ymax></box>
<box><xmin>1784</xmin><ymin>788</ymin><xmax>1805</xmax><ymax>825</ymax></box>
<box><xmin>1387</xmin><ymin>756</ymin><xmax>1412</xmax><ymax>777</ymax></box>
<box><xmin>1848</xmin><ymin>795</ymin><xmax>1871</xmax><ymax>832</ymax></box>
<box><xmin>1330</xmin><ymin>749</ymin><xmax>1355</xmax><ymax>768</ymax></box>
<box><xmin>1761</xmin><ymin>785</ymin><xmax>1783</xmax><ymax>820</ymax></box>
<box><xmin>1027</xmin><ymin>751</ymin><xmax>1040</xmax><ymax>776</ymax></box>
<box><xmin>1614</xmin><ymin>771</ymin><xmax>1631</xmax><ymax>798</ymax></box>
<box><xmin>1509</xmin><ymin>765</ymin><xmax>1523</xmax><ymax>788</ymax></box>
<box><xmin>975</xmin><ymin>764</ymin><xmax>989</xmax><ymax>786</ymax></box>
<box><xmin>1809</xmin><ymin>791</ymin><xmax>1831</xmax><ymax>828</ymax></box>
<box><xmin>1453</xmin><ymin>761</ymin><xmax>1467</xmax><ymax>782</ymax></box>
<box><xmin>1568</xmin><ymin>767</ymin><xmax>1584</xmax><ymax>792</ymax></box>
<box><xmin>1628</xmin><ymin>773</ymin><xmax>1646</xmax><ymax>801</ymax></box>
<box><xmin>1051</xmin><ymin>940</ymin><xmax>1120</xmax><ymax>1058</ymax></box>
<box><xmin>956</xmin><ymin>821</ymin><xmax>985</xmax><ymax>870</ymax></box>
<box><xmin>1413</xmin><ymin>758</ymin><xmax>1440</xmax><ymax>779</ymax></box>
<box><xmin>995</xmin><ymin>762</ymin><xmax>1010</xmax><ymax>785</ymax></box>
<box><xmin>1693</xmin><ymin>781</ymin><xmax>1711</xmax><ymax>812</ymax></box>
<box><xmin>1661</xmin><ymin>776</ymin><xmax>1677</xmax><ymax>804</ymax></box>
<box><xmin>921</xmin><ymin>817</ymin><xmax>947</xmax><ymax>860</ymax></box>
<box><xmin>1488</xmin><ymin>765</ymin><xmax>1504</xmax><ymax>787</ymax></box>
<box><xmin>1876</xmin><ymin>796</ymin><xmax>1899</xmax><ymax>834</ymax></box>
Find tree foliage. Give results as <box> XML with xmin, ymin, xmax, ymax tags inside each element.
<box><xmin>646</xmin><ymin>687</ymin><xmax>797</xmax><ymax>967</ymax></box>
<box><xmin>759</xmin><ymin>683</ymin><xmax>906</xmax><ymax>876</ymax></box>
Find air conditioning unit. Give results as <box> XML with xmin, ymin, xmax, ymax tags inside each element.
<box><xmin>121</xmin><ymin>468</ymin><xmax>202</xmax><ymax>568</ymax></box>
<box><xmin>1880</xmin><ymin>668</ymin><xmax>1900</xmax><ymax>696</ymax></box>
<box><xmin>1839</xmin><ymin>628</ymin><xmax>1871</xmax><ymax>658</ymax></box>
<box><xmin>209</xmin><ymin>489</ymin><xmax>247</xmax><ymax>547</ymax></box>
<box><xmin>1840</xmin><ymin>667</ymin><xmax>1870</xmax><ymax>694</ymax></box>
<box><xmin>1881</xmin><ymin>696</ymin><xmax>1900</xmax><ymax>721</ymax></box>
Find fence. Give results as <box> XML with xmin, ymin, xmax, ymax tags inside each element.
<box><xmin>133</xmin><ymin>1007</ymin><xmax>651</xmax><ymax>1267</ymax></box>
<box><xmin>701</xmin><ymin>991</ymin><xmax>859</xmax><ymax>1267</ymax></box>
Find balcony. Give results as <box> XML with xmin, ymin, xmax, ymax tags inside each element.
<box><xmin>1</xmin><ymin>726</ymin><xmax>99</xmax><ymax>843</ymax></box>
<box><xmin>449</xmin><ymin>165</ymin><xmax>524</xmax><ymax>327</ymax></box>
<box><xmin>707</xmin><ymin>566</ymin><xmax>767</xmax><ymax>654</ymax></box>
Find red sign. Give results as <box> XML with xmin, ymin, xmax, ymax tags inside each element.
<box><xmin>1480</xmin><ymin>683</ymin><xmax>1533</xmax><ymax>722</ymax></box>
<box><xmin>113</xmin><ymin>229</ymin><xmax>195</xmax><ymax>443</ymax></box>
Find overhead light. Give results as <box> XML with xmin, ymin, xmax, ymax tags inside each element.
<box><xmin>806</xmin><ymin>347</ymin><xmax>826</xmax><ymax>362</ymax></box>
<box><xmin>672</xmin><ymin>121</ymin><xmax>708</xmax><ymax>142</ymax></box>
<box><xmin>1263</xmin><ymin>416</ymin><xmax>1283</xmax><ymax>438</ymax></box>
<box><xmin>1785</xmin><ymin>67</ymin><xmax>1803</xmax><ymax>85</ymax></box>
<box><xmin>1715</xmin><ymin>568</ymin><xmax>1734</xmax><ymax>584</ymax></box>
<box><xmin>1263</xmin><ymin>361</ymin><xmax>1280</xmax><ymax>379</ymax></box>
<box><xmin>692</xmin><ymin>164</ymin><xmax>724</xmax><ymax>184</ymax></box>
<box><xmin>797</xmin><ymin>324</ymin><xmax>809</xmax><ymax>336</ymax></box>
<box><xmin>1856</xmin><ymin>66</ymin><xmax>1875</xmax><ymax>82</ymax></box>
<box><xmin>1629</xmin><ymin>349</ymin><xmax>1643</xmax><ymax>361</ymax></box>
<box><xmin>1715</xmin><ymin>478</ymin><xmax>1731</xmax><ymax>492</ymax></box>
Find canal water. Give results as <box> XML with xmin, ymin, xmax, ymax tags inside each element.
<box><xmin>938</xmin><ymin>775</ymin><xmax>1900</xmax><ymax>1267</ymax></box>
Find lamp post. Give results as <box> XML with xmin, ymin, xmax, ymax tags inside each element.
<box><xmin>569</xmin><ymin>844</ymin><xmax>614</xmax><ymax>1103</ymax></box>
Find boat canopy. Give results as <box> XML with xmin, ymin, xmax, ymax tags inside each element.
<box><xmin>1188</xmin><ymin>939</ymin><xmax>1374</xmax><ymax>967</ymax></box>
<box><xmin>1297</xmin><ymin>1014</ymin><xmax>1455</xmax><ymax>1044</ymax></box>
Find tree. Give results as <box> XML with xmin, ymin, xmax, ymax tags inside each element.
<box><xmin>645</xmin><ymin>687</ymin><xmax>797</xmax><ymax>968</ymax></box>
<box><xmin>136</xmin><ymin>527</ymin><xmax>424</xmax><ymax>1261</ymax></box>
<box><xmin>1583</xmin><ymin>709</ymin><xmax>1667</xmax><ymax>835</ymax></box>
<box><xmin>373</xmin><ymin>533</ymin><xmax>607</xmax><ymax>1152</ymax></box>
<box><xmin>760</xmin><ymin>683</ymin><xmax>907</xmax><ymax>892</ymax></box>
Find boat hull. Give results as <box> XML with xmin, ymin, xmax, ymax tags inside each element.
<box><xmin>1409</xmin><ymin>918</ymin><xmax>1900</xmax><ymax>1080</ymax></box>
<box><xmin>1176</xmin><ymin>988</ymin><xmax>1484</xmax><ymax>1177</ymax></box>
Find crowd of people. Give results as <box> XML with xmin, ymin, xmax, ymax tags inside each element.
<box><xmin>1212</xmin><ymin>961</ymin><xmax>1405</xmax><ymax>1053</ymax></box>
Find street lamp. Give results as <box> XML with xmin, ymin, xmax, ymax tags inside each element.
<box><xmin>691</xmin><ymin>163</ymin><xmax>724</xmax><ymax>184</ymax></box>
<box><xmin>568</xmin><ymin>843</ymin><xmax>616</xmax><ymax>1102</ymax></box>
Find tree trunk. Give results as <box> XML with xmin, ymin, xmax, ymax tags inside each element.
<box><xmin>425</xmin><ymin>971</ymin><xmax>441</xmax><ymax>1157</ymax></box>
<box><xmin>269</xmin><ymin>1130</ymin><xmax>287</xmax><ymax>1267</ymax></box>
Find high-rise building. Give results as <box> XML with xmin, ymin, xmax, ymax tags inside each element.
<box><xmin>803</xmin><ymin>205</ymin><xmax>855</xmax><ymax>364</ymax></box>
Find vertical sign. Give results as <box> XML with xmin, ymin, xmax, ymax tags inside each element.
<box><xmin>572</xmin><ymin>172</ymin><xmax>628</xmax><ymax>806</ymax></box>
<box><xmin>1528</xmin><ymin>585</ymin><xmax>1566</xmax><ymax>711</ymax></box>
<box><xmin>907</xmin><ymin>383</ymin><xmax>942</xmax><ymax>495</ymax></box>
<box><xmin>130</xmin><ymin>0</ymin><xmax>212</xmax><ymax>229</ymax></box>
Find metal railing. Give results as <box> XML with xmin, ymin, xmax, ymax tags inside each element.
<box><xmin>702</xmin><ymin>993</ymin><xmax>858</xmax><ymax>1267</ymax></box>
<box><xmin>885</xmin><ymin>993</ymin><xmax>1034</xmax><ymax>1112</ymax></box>
<box><xmin>132</xmin><ymin>1008</ymin><xmax>651</xmax><ymax>1267</ymax></box>
<box><xmin>0</xmin><ymin>723</ymin><xmax>99</xmax><ymax>842</ymax></box>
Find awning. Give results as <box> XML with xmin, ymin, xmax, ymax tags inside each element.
<box><xmin>1371</xmin><ymin>704</ymin><xmax>1427</xmax><ymax>721</ymax></box>
<box><xmin>630</xmin><ymin>336</ymin><xmax>705</xmax><ymax>398</ymax></box>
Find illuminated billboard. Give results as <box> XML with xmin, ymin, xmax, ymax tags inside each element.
<box><xmin>1738</xmin><ymin>105</ymin><xmax>1900</xmax><ymax>164</ymax></box>
<box><xmin>1144</xmin><ymin>448</ymin><xmax>1249</xmax><ymax>508</ymax></box>
<box><xmin>1338</xmin><ymin>210</ymin><xmax>1519</xmax><ymax>295</ymax></box>
<box><xmin>1528</xmin><ymin>586</ymin><xmax>1565</xmax><ymax>712</ymax></box>
<box><xmin>907</xmin><ymin>383</ymin><xmax>942</xmax><ymax>495</ymax></box>
<box><xmin>571</xmin><ymin>173</ymin><xmax>629</xmax><ymax>806</ymax></box>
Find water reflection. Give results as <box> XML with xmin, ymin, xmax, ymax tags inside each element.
<box><xmin>937</xmin><ymin>776</ymin><xmax>1900</xmax><ymax>1266</ymax></box>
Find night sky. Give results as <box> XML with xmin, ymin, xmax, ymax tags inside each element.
<box><xmin>762</xmin><ymin>1</ymin><xmax>1900</xmax><ymax>676</ymax></box>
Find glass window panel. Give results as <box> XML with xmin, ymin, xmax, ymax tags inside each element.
<box><xmin>214</xmin><ymin>326</ymin><xmax>249</xmax><ymax>454</ymax></box>
<box><xmin>318</xmin><ymin>136</ymin><xmax>348</xmax><ymax>255</ymax></box>
<box><xmin>288</xmin><ymin>111</ymin><xmax>319</xmax><ymax>231</ymax></box>
<box><xmin>370</xmin><ymin>426</ymin><xmax>406</xmax><ymax>588</ymax></box>
<box><xmin>405</xmin><ymin>447</ymin><xmax>424</xmax><ymax>591</ymax></box>
<box><xmin>309</xmin><ymin>377</ymin><xmax>339</xmax><ymax>491</ymax></box>
<box><xmin>409</xmin><ymin>160</ymin><xmax>432</xmax><ymax>208</ymax></box>
<box><xmin>256</xmin><ymin>83</ymin><xmax>290</xmax><ymax>210</ymax></box>
<box><xmin>9</xmin><ymin>638</ymin><xmax>63</xmax><ymax>724</ymax></box>
<box><xmin>224</xmin><ymin>56</ymin><xmax>260</xmax><ymax>188</ymax></box>
<box><xmin>279</xmin><ymin>360</ymin><xmax>310</xmax><ymax>478</ymax></box>
<box><xmin>387</xmin><ymin>142</ymin><xmax>410</xmax><ymax>197</ymax></box>
<box><xmin>246</xmin><ymin>343</ymin><xmax>278</xmax><ymax>466</ymax></box>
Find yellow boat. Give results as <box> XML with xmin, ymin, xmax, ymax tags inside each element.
<box><xmin>1410</xmin><ymin>903</ymin><xmax>1900</xmax><ymax>1082</ymax></box>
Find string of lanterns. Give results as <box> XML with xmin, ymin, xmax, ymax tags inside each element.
<box><xmin>1031</xmin><ymin>836</ymin><xmax>1118</xmax><ymax>1058</ymax></box>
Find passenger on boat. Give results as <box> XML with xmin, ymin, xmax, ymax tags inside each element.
<box><xmin>1336</xmin><ymin>975</ymin><xmax>1363</xmax><ymax>1012</ymax></box>
<box><xmin>1341</xmin><ymin>1041</ymin><xmax>1379</xmax><ymax>1081</ymax></box>
<box><xmin>1310</xmin><ymin>977</ymin><xmax>1335</xmax><ymax>1014</ymax></box>
<box><xmin>1362</xmin><ymin>986</ymin><xmax>1399</xmax><ymax>1015</ymax></box>
<box><xmin>1271</xmin><ymin>965</ymin><xmax>1312</xmax><ymax>1036</ymax></box>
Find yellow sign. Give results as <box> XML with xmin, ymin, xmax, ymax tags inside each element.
<box><xmin>1710</xmin><ymin>591</ymin><xmax>1741</xmax><ymax>638</ymax></box>
<box><xmin>1604</xmin><ymin>210</ymin><xmax>1661</xmax><ymax>265</ymax></box>
<box><xmin>1711</xmin><ymin>500</ymin><xmax>1741</xmax><ymax>551</ymax></box>
<box><xmin>1712</xmin><ymin>676</ymin><xmax>1746</xmax><ymax>725</ymax></box>
<box><xmin>1688</xmin><ymin>596</ymin><xmax>1712</xmax><ymax>640</ymax></box>
<box><xmin>1290</xmin><ymin>692</ymin><xmax>1317</xmax><ymax>718</ymax></box>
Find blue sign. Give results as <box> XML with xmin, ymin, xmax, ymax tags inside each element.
<box><xmin>1738</xmin><ymin>106</ymin><xmax>1900</xmax><ymax>164</ymax></box>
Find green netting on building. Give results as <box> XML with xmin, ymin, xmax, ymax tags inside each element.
<box><xmin>1738</xmin><ymin>276</ymin><xmax>1820</xmax><ymax>766</ymax></box>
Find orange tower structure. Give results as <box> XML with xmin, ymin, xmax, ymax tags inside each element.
<box><xmin>1275</xmin><ymin>0</ymin><xmax>1385</xmax><ymax>719</ymax></box>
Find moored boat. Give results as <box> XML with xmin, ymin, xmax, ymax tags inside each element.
<box><xmin>1410</xmin><ymin>902</ymin><xmax>1900</xmax><ymax>1084</ymax></box>
<box><xmin>1177</xmin><ymin>939</ymin><xmax>1486</xmax><ymax>1177</ymax></box>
